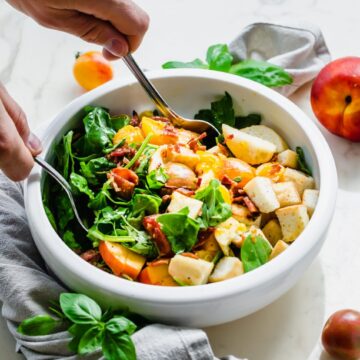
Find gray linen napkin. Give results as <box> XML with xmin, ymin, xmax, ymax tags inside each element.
<box><xmin>229</xmin><ymin>22</ymin><xmax>331</xmax><ymax>96</ymax></box>
<box><xmin>0</xmin><ymin>21</ymin><xmax>331</xmax><ymax>360</ymax></box>
<box><xmin>0</xmin><ymin>172</ymin><xmax>242</xmax><ymax>360</ymax></box>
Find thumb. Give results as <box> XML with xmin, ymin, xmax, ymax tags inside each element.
<box><xmin>63</xmin><ymin>13</ymin><xmax>130</xmax><ymax>57</ymax></box>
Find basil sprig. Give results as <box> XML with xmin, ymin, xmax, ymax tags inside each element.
<box><xmin>17</xmin><ymin>293</ymin><xmax>137</xmax><ymax>360</ymax></box>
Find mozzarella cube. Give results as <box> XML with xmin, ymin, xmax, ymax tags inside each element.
<box><xmin>240</xmin><ymin>125</ymin><xmax>289</xmax><ymax>153</ymax></box>
<box><xmin>209</xmin><ymin>257</ymin><xmax>244</xmax><ymax>283</ymax></box>
<box><xmin>244</xmin><ymin>177</ymin><xmax>280</xmax><ymax>213</ymax></box>
<box><xmin>302</xmin><ymin>189</ymin><xmax>319</xmax><ymax>217</ymax></box>
<box><xmin>282</xmin><ymin>168</ymin><xmax>315</xmax><ymax>195</ymax></box>
<box><xmin>276</xmin><ymin>205</ymin><xmax>309</xmax><ymax>243</ymax></box>
<box><xmin>215</xmin><ymin>217</ymin><xmax>247</xmax><ymax>254</ymax></box>
<box><xmin>277</xmin><ymin>149</ymin><xmax>298</xmax><ymax>168</ymax></box>
<box><xmin>169</xmin><ymin>255</ymin><xmax>214</xmax><ymax>285</ymax></box>
<box><xmin>262</xmin><ymin>219</ymin><xmax>283</xmax><ymax>246</ymax></box>
<box><xmin>231</xmin><ymin>204</ymin><xmax>262</xmax><ymax>227</ymax></box>
<box><xmin>167</xmin><ymin>191</ymin><xmax>203</xmax><ymax>219</ymax></box>
<box><xmin>223</xmin><ymin>124</ymin><xmax>276</xmax><ymax>165</ymax></box>
<box><xmin>273</xmin><ymin>181</ymin><xmax>301</xmax><ymax>208</ymax></box>
<box><xmin>269</xmin><ymin>240</ymin><xmax>289</xmax><ymax>260</ymax></box>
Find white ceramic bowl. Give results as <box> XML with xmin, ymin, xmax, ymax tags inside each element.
<box><xmin>25</xmin><ymin>69</ymin><xmax>337</xmax><ymax>327</ymax></box>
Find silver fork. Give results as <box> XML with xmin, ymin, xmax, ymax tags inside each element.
<box><xmin>34</xmin><ymin>157</ymin><xmax>88</xmax><ymax>232</ymax></box>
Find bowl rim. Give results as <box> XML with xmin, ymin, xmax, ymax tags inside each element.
<box><xmin>25</xmin><ymin>68</ymin><xmax>337</xmax><ymax>304</ymax></box>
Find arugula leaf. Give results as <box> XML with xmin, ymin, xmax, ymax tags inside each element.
<box><xmin>162</xmin><ymin>58</ymin><xmax>208</xmax><ymax>69</ymax></box>
<box><xmin>81</xmin><ymin>106</ymin><xmax>116</xmax><ymax>155</ymax></box>
<box><xmin>230</xmin><ymin>59</ymin><xmax>293</xmax><ymax>88</ymax></box>
<box><xmin>70</xmin><ymin>172</ymin><xmax>95</xmax><ymax>199</ymax></box>
<box><xmin>195</xmin><ymin>92</ymin><xmax>235</xmax><ymax>131</ymax></box>
<box><xmin>17</xmin><ymin>315</ymin><xmax>61</xmax><ymax>336</ymax></box>
<box><xmin>206</xmin><ymin>44</ymin><xmax>233</xmax><ymax>72</ymax></box>
<box><xmin>146</xmin><ymin>168</ymin><xmax>169</xmax><ymax>190</ymax></box>
<box><xmin>195</xmin><ymin>179</ymin><xmax>232</xmax><ymax>228</ymax></box>
<box><xmin>157</xmin><ymin>208</ymin><xmax>200</xmax><ymax>253</ymax></box>
<box><xmin>127</xmin><ymin>193</ymin><xmax>162</xmax><ymax>228</ymax></box>
<box><xmin>296</xmin><ymin>147</ymin><xmax>312</xmax><ymax>176</ymax></box>
<box><xmin>60</xmin><ymin>293</ymin><xmax>102</xmax><ymax>325</ymax></box>
<box><xmin>241</xmin><ymin>235</ymin><xmax>272</xmax><ymax>272</ymax></box>
<box><xmin>235</xmin><ymin>113</ymin><xmax>262</xmax><ymax>129</ymax></box>
<box><xmin>88</xmin><ymin>181</ymin><xmax>129</xmax><ymax>210</ymax></box>
<box><xmin>78</xmin><ymin>325</ymin><xmax>104</xmax><ymax>355</ymax></box>
<box><xmin>87</xmin><ymin>228</ymin><xmax>133</xmax><ymax>245</ymax></box>
<box><xmin>102</xmin><ymin>332</ymin><xmax>136</xmax><ymax>360</ymax></box>
<box><xmin>111</xmin><ymin>114</ymin><xmax>131</xmax><ymax>131</ymax></box>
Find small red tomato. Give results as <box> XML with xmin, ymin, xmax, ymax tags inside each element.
<box><xmin>322</xmin><ymin>309</ymin><xmax>360</xmax><ymax>359</ymax></box>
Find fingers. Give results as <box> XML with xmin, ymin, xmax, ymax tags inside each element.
<box><xmin>0</xmin><ymin>100</ymin><xmax>34</xmax><ymax>181</ymax></box>
<box><xmin>0</xmin><ymin>84</ymin><xmax>42</xmax><ymax>156</ymax></box>
<box><xmin>58</xmin><ymin>0</ymin><xmax>150</xmax><ymax>54</ymax></box>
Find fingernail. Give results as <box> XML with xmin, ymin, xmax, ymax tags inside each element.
<box><xmin>105</xmin><ymin>39</ymin><xmax>128</xmax><ymax>58</ymax></box>
<box><xmin>26</xmin><ymin>132</ymin><xmax>42</xmax><ymax>153</ymax></box>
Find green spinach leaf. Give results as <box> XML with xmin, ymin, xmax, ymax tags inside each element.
<box><xmin>111</xmin><ymin>114</ymin><xmax>131</xmax><ymax>131</ymax></box>
<box><xmin>157</xmin><ymin>208</ymin><xmax>200</xmax><ymax>253</ymax></box>
<box><xmin>146</xmin><ymin>168</ymin><xmax>169</xmax><ymax>190</ymax></box>
<box><xmin>241</xmin><ymin>235</ymin><xmax>272</xmax><ymax>272</ymax></box>
<box><xmin>63</xmin><ymin>230</ymin><xmax>81</xmax><ymax>250</ymax></box>
<box><xmin>195</xmin><ymin>179</ymin><xmax>232</xmax><ymax>228</ymax></box>
<box><xmin>70</xmin><ymin>172</ymin><xmax>95</xmax><ymax>199</ymax></box>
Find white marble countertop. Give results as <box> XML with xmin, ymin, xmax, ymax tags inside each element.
<box><xmin>1</xmin><ymin>0</ymin><xmax>360</xmax><ymax>359</ymax></box>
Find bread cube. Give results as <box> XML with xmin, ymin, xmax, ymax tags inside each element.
<box><xmin>167</xmin><ymin>191</ymin><xmax>203</xmax><ymax>219</ymax></box>
<box><xmin>209</xmin><ymin>257</ymin><xmax>244</xmax><ymax>283</ymax></box>
<box><xmin>215</xmin><ymin>217</ymin><xmax>247</xmax><ymax>255</ymax></box>
<box><xmin>269</xmin><ymin>240</ymin><xmax>289</xmax><ymax>260</ymax></box>
<box><xmin>282</xmin><ymin>168</ymin><xmax>315</xmax><ymax>195</ymax></box>
<box><xmin>240</xmin><ymin>125</ymin><xmax>289</xmax><ymax>153</ymax></box>
<box><xmin>168</xmin><ymin>255</ymin><xmax>214</xmax><ymax>286</ymax></box>
<box><xmin>273</xmin><ymin>181</ymin><xmax>301</xmax><ymax>208</ymax></box>
<box><xmin>302</xmin><ymin>189</ymin><xmax>319</xmax><ymax>217</ymax></box>
<box><xmin>277</xmin><ymin>150</ymin><xmax>298</xmax><ymax>168</ymax></box>
<box><xmin>244</xmin><ymin>177</ymin><xmax>280</xmax><ymax>213</ymax></box>
<box><xmin>275</xmin><ymin>204</ymin><xmax>309</xmax><ymax>242</ymax></box>
<box><xmin>223</xmin><ymin>124</ymin><xmax>276</xmax><ymax>165</ymax></box>
<box><xmin>262</xmin><ymin>219</ymin><xmax>283</xmax><ymax>246</ymax></box>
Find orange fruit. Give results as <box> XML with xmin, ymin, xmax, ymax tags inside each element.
<box><xmin>73</xmin><ymin>51</ymin><xmax>113</xmax><ymax>91</ymax></box>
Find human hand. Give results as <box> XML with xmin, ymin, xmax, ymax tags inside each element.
<box><xmin>6</xmin><ymin>0</ymin><xmax>150</xmax><ymax>59</ymax></box>
<box><xmin>0</xmin><ymin>84</ymin><xmax>42</xmax><ymax>181</ymax></box>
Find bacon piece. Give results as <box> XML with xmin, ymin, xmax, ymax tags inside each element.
<box><xmin>143</xmin><ymin>215</ymin><xmax>172</xmax><ymax>257</ymax></box>
<box><xmin>108</xmin><ymin>167</ymin><xmax>139</xmax><ymax>199</ymax></box>
<box><xmin>181</xmin><ymin>252</ymin><xmax>199</xmax><ymax>259</ymax></box>
<box><xmin>193</xmin><ymin>227</ymin><xmax>215</xmax><ymax>249</ymax></box>
<box><xmin>232</xmin><ymin>195</ymin><xmax>259</xmax><ymax>215</ymax></box>
<box><xmin>188</xmin><ymin>132</ymin><xmax>207</xmax><ymax>152</ymax></box>
<box><xmin>80</xmin><ymin>249</ymin><xmax>101</xmax><ymax>263</ymax></box>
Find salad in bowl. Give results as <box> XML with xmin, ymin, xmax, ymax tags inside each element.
<box><xmin>44</xmin><ymin>92</ymin><xmax>318</xmax><ymax>287</ymax></box>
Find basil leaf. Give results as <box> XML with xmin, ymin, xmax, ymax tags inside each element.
<box><xmin>194</xmin><ymin>92</ymin><xmax>235</xmax><ymax>131</ymax></box>
<box><xmin>230</xmin><ymin>59</ymin><xmax>293</xmax><ymax>88</ymax></box>
<box><xmin>296</xmin><ymin>147</ymin><xmax>312</xmax><ymax>176</ymax></box>
<box><xmin>157</xmin><ymin>208</ymin><xmax>200</xmax><ymax>253</ymax></box>
<box><xmin>78</xmin><ymin>325</ymin><xmax>104</xmax><ymax>355</ymax></box>
<box><xmin>241</xmin><ymin>235</ymin><xmax>272</xmax><ymax>272</ymax></box>
<box><xmin>146</xmin><ymin>168</ymin><xmax>169</xmax><ymax>190</ymax></box>
<box><xmin>111</xmin><ymin>114</ymin><xmax>131</xmax><ymax>131</ymax></box>
<box><xmin>60</xmin><ymin>293</ymin><xmax>102</xmax><ymax>325</ymax></box>
<box><xmin>68</xmin><ymin>323</ymin><xmax>91</xmax><ymax>352</ymax></box>
<box><xmin>70</xmin><ymin>172</ymin><xmax>94</xmax><ymax>199</ymax></box>
<box><xmin>162</xmin><ymin>58</ymin><xmax>208</xmax><ymax>69</ymax></box>
<box><xmin>17</xmin><ymin>315</ymin><xmax>60</xmax><ymax>336</ymax></box>
<box><xmin>105</xmin><ymin>316</ymin><xmax>137</xmax><ymax>335</ymax></box>
<box><xmin>206</xmin><ymin>44</ymin><xmax>233</xmax><ymax>72</ymax></box>
<box><xmin>195</xmin><ymin>179</ymin><xmax>232</xmax><ymax>228</ymax></box>
<box><xmin>235</xmin><ymin>113</ymin><xmax>262</xmax><ymax>129</ymax></box>
<box><xmin>102</xmin><ymin>332</ymin><xmax>136</xmax><ymax>360</ymax></box>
